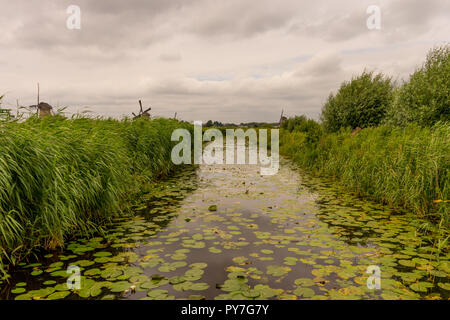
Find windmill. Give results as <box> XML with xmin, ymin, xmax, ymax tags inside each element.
<box><xmin>30</xmin><ymin>102</ymin><xmax>53</xmax><ymax>118</ymax></box>
<box><xmin>29</xmin><ymin>83</ymin><xmax>53</xmax><ymax>117</ymax></box>
<box><xmin>279</xmin><ymin>109</ymin><xmax>287</xmax><ymax>127</ymax></box>
<box><xmin>132</xmin><ymin>100</ymin><xmax>151</xmax><ymax>119</ymax></box>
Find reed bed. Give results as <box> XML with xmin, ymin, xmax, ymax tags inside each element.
<box><xmin>0</xmin><ymin>115</ymin><xmax>192</xmax><ymax>275</ymax></box>
<box><xmin>280</xmin><ymin>122</ymin><xmax>449</xmax><ymax>222</ymax></box>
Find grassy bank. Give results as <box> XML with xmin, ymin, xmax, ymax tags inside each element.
<box><xmin>0</xmin><ymin>115</ymin><xmax>192</xmax><ymax>277</ymax></box>
<box><xmin>280</xmin><ymin>122</ymin><xmax>449</xmax><ymax>222</ymax></box>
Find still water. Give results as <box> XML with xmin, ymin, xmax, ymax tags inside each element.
<box><xmin>0</xmin><ymin>157</ymin><xmax>448</xmax><ymax>300</ymax></box>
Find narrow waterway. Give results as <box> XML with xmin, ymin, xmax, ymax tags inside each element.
<box><xmin>1</xmin><ymin>157</ymin><xmax>448</xmax><ymax>300</ymax></box>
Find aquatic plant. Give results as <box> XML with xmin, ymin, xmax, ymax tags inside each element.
<box><xmin>281</xmin><ymin>122</ymin><xmax>449</xmax><ymax>223</ymax></box>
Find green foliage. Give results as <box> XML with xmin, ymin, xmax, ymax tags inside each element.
<box><xmin>281</xmin><ymin>122</ymin><xmax>450</xmax><ymax>222</ymax></box>
<box><xmin>321</xmin><ymin>71</ymin><xmax>394</xmax><ymax>132</ymax></box>
<box><xmin>0</xmin><ymin>116</ymin><xmax>192</xmax><ymax>273</ymax></box>
<box><xmin>281</xmin><ymin>116</ymin><xmax>323</xmax><ymax>144</ymax></box>
<box><xmin>385</xmin><ymin>45</ymin><xmax>450</xmax><ymax>126</ymax></box>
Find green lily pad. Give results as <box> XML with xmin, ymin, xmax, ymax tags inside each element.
<box><xmin>209</xmin><ymin>247</ymin><xmax>222</xmax><ymax>254</ymax></box>
<box><xmin>266</xmin><ymin>265</ymin><xmax>291</xmax><ymax>277</ymax></box>
<box><xmin>147</xmin><ymin>289</ymin><xmax>169</xmax><ymax>299</ymax></box>
<box><xmin>31</xmin><ymin>270</ymin><xmax>43</xmax><ymax>276</ymax></box>
<box><xmin>190</xmin><ymin>263</ymin><xmax>207</xmax><ymax>269</ymax></box>
<box><xmin>110</xmin><ymin>281</ymin><xmax>131</xmax><ymax>292</ymax></box>
<box><xmin>46</xmin><ymin>291</ymin><xmax>71</xmax><ymax>300</ymax></box>
<box><xmin>294</xmin><ymin>287</ymin><xmax>315</xmax><ymax>298</ymax></box>
<box><xmin>398</xmin><ymin>260</ymin><xmax>415</xmax><ymax>268</ymax></box>
<box><xmin>294</xmin><ymin>278</ymin><xmax>315</xmax><ymax>287</ymax></box>
<box><xmin>410</xmin><ymin>282</ymin><xmax>433</xmax><ymax>293</ymax></box>
<box><xmin>437</xmin><ymin>283</ymin><xmax>450</xmax><ymax>291</ymax></box>
<box><xmin>190</xmin><ymin>283</ymin><xmax>210</xmax><ymax>291</ymax></box>
<box><xmin>11</xmin><ymin>288</ymin><xmax>26</xmax><ymax>294</ymax></box>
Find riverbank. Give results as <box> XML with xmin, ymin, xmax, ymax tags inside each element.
<box><xmin>280</xmin><ymin>122</ymin><xmax>449</xmax><ymax>224</ymax></box>
<box><xmin>0</xmin><ymin>116</ymin><xmax>193</xmax><ymax>278</ymax></box>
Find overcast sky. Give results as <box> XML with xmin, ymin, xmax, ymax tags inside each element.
<box><xmin>0</xmin><ymin>0</ymin><xmax>448</xmax><ymax>122</ymax></box>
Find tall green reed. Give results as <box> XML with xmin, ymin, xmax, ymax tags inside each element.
<box><xmin>0</xmin><ymin>115</ymin><xmax>192</xmax><ymax>276</ymax></box>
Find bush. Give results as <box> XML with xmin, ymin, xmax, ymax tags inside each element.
<box><xmin>321</xmin><ymin>71</ymin><xmax>394</xmax><ymax>132</ymax></box>
<box><xmin>385</xmin><ymin>45</ymin><xmax>450</xmax><ymax>126</ymax></box>
<box><xmin>281</xmin><ymin>116</ymin><xmax>323</xmax><ymax>144</ymax></box>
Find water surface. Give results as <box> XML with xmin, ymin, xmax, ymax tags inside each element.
<box><xmin>1</xmin><ymin>157</ymin><xmax>448</xmax><ymax>300</ymax></box>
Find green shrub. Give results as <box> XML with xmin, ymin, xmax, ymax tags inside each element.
<box><xmin>321</xmin><ymin>71</ymin><xmax>394</xmax><ymax>132</ymax></box>
<box><xmin>385</xmin><ymin>45</ymin><xmax>450</xmax><ymax>126</ymax></box>
<box><xmin>281</xmin><ymin>116</ymin><xmax>323</xmax><ymax>144</ymax></box>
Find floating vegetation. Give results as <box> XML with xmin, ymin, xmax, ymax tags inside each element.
<box><xmin>0</xmin><ymin>158</ymin><xmax>448</xmax><ymax>300</ymax></box>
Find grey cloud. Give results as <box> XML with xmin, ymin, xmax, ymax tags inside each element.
<box><xmin>159</xmin><ymin>53</ymin><xmax>182</xmax><ymax>62</ymax></box>
<box><xmin>186</xmin><ymin>0</ymin><xmax>298</xmax><ymax>38</ymax></box>
<box><xmin>1</xmin><ymin>0</ymin><xmax>448</xmax><ymax>123</ymax></box>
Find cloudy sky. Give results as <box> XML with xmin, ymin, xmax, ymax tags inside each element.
<box><xmin>0</xmin><ymin>0</ymin><xmax>448</xmax><ymax>122</ymax></box>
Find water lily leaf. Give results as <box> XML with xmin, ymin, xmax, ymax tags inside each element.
<box><xmin>220</xmin><ymin>279</ymin><xmax>249</xmax><ymax>292</ymax></box>
<box><xmin>190</xmin><ymin>283</ymin><xmax>210</xmax><ymax>291</ymax></box>
<box><xmin>294</xmin><ymin>287</ymin><xmax>315</xmax><ymax>298</ymax></box>
<box><xmin>110</xmin><ymin>281</ymin><xmax>131</xmax><ymax>292</ymax></box>
<box><xmin>169</xmin><ymin>276</ymin><xmax>186</xmax><ymax>285</ymax></box>
<box><xmin>147</xmin><ymin>289</ymin><xmax>168</xmax><ymax>299</ymax></box>
<box><xmin>232</xmin><ymin>256</ymin><xmax>248</xmax><ymax>264</ymax></box>
<box><xmin>11</xmin><ymin>288</ymin><xmax>26</xmax><ymax>294</ymax></box>
<box><xmin>46</xmin><ymin>291</ymin><xmax>71</xmax><ymax>300</ymax></box>
<box><xmin>190</xmin><ymin>263</ymin><xmax>207</xmax><ymax>269</ymax></box>
<box><xmin>171</xmin><ymin>253</ymin><xmax>187</xmax><ymax>260</ymax></box>
<box><xmin>398</xmin><ymin>260</ymin><xmax>415</xmax><ymax>268</ymax></box>
<box><xmin>266</xmin><ymin>265</ymin><xmax>291</xmax><ymax>277</ymax></box>
<box><xmin>50</xmin><ymin>270</ymin><xmax>69</xmax><ymax>278</ymax></box>
<box><xmin>184</xmin><ymin>268</ymin><xmax>204</xmax><ymax>281</ymax></box>
<box><xmin>31</xmin><ymin>270</ymin><xmax>43</xmax><ymax>276</ymax></box>
<box><xmin>74</xmin><ymin>260</ymin><xmax>95</xmax><ymax>267</ymax></box>
<box><xmin>410</xmin><ymin>282</ymin><xmax>433</xmax><ymax>293</ymax></box>
<box><xmin>85</xmin><ymin>268</ymin><xmax>101</xmax><ymax>276</ymax></box>
<box><xmin>93</xmin><ymin>251</ymin><xmax>112</xmax><ymax>258</ymax></box>
<box><xmin>294</xmin><ymin>278</ymin><xmax>315</xmax><ymax>287</ymax></box>
<box><xmin>49</xmin><ymin>262</ymin><xmax>64</xmax><ymax>269</ymax></box>
<box><xmin>15</xmin><ymin>294</ymin><xmax>32</xmax><ymax>300</ymax></box>
<box><xmin>209</xmin><ymin>247</ymin><xmax>222</xmax><ymax>254</ymax></box>
<box><xmin>29</xmin><ymin>287</ymin><xmax>56</xmax><ymax>299</ymax></box>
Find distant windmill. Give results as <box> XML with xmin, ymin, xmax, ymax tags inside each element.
<box><xmin>132</xmin><ymin>100</ymin><xmax>151</xmax><ymax>119</ymax></box>
<box><xmin>30</xmin><ymin>102</ymin><xmax>53</xmax><ymax>117</ymax></box>
<box><xmin>279</xmin><ymin>109</ymin><xmax>286</xmax><ymax>127</ymax></box>
<box><xmin>29</xmin><ymin>83</ymin><xmax>53</xmax><ymax>117</ymax></box>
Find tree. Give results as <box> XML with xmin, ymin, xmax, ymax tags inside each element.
<box><xmin>321</xmin><ymin>71</ymin><xmax>394</xmax><ymax>132</ymax></box>
<box><xmin>385</xmin><ymin>45</ymin><xmax>450</xmax><ymax>126</ymax></box>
